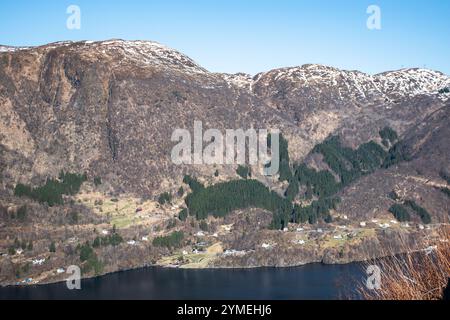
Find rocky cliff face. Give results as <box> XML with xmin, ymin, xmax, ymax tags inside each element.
<box><xmin>0</xmin><ymin>40</ymin><xmax>300</xmax><ymax>196</ymax></box>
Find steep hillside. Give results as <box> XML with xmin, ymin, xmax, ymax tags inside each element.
<box><xmin>1</xmin><ymin>40</ymin><xmax>449</xmax><ymax>197</ymax></box>
<box><xmin>0</xmin><ymin>40</ymin><xmax>448</xmax><ymax>285</ymax></box>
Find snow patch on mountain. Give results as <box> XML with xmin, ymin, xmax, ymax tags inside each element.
<box><xmin>82</xmin><ymin>40</ymin><xmax>209</xmax><ymax>75</ymax></box>
<box><xmin>0</xmin><ymin>45</ymin><xmax>31</xmax><ymax>53</ymax></box>
<box><xmin>253</xmin><ymin>64</ymin><xmax>450</xmax><ymax>102</ymax></box>
<box><xmin>222</xmin><ymin>73</ymin><xmax>254</xmax><ymax>90</ymax></box>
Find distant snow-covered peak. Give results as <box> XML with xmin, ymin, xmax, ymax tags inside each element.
<box><xmin>373</xmin><ymin>68</ymin><xmax>449</xmax><ymax>98</ymax></box>
<box><xmin>1</xmin><ymin>39</ymin><xmax>209</xmax><ymax>75</ymax></box>
<box><xmin>222</xmin><ymin>73</ymin><xmax>254</xmax><ymax>90</ymax></box>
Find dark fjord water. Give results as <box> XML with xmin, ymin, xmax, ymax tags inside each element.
<box><xmin>0</xmin><ymin>263</ymin><xmax>365</xmax><ymax>300</ymax></box>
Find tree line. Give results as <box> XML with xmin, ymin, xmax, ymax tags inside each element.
<box><xmin>14</xmin><ymin>171</ymin><xmax>87</xmax><ymax>206</ymax></box>
<box><xmin>388</xmin><ymin>200</ymin><xmax>431</xmax><ymax>224</ymax></box>
<box><xmin>184</xmin><ymin>177</ymin><xmax>292</xmax><ymax>230</ymax></box>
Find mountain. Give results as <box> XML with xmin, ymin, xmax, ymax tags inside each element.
<box><xmin>0</xmin><ymin>40</ymin><xmax>449</xmax><ymax>285</ymax></box>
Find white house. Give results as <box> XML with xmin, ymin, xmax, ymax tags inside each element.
<box><xmin>32</xmin><ymin>258</ymin><xmax>45</xmax><ymax>266</ymax></box>
<box><xmin>127</xmin><ymin>240</ymin><xmax>137</xmax><ymax>245</ymax></box>
<box><xmin>359</xmin><ymin>222</ymin><xmax>366</xmax><ymax>227</ymax></box>
<box><xmin>261</xmin><ymin>243</ymin><xmax>272</xmax><ymax>249</ymax></box>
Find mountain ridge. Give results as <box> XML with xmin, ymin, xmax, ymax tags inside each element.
<box><xmin>1</xmin><ymin>39</ymin><xmax>449</xmax><ymax>195</ymax></box>
<box><xmin>0</xmin><ymin>39</ymin><xmax>448</xmax><ymax>285</ymax></box>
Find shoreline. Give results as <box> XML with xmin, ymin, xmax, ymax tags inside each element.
<box><xmin>0</xmin><ymin>259</ymin><xmax>366</xmax><ymax>289</ymax></box>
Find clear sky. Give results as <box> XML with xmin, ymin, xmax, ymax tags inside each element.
<box><xmin>1</xmin><ymin>0</ymin><xmax>449</xmax><ymax>75</ymax></box>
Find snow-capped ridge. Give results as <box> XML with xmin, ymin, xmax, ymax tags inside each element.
<box><xmin>0</xmin><ymin>45</ymin><xmax>31</xmax><ymax>53</ymax></box>
<box><xmin>1</xmin><ymin>39</ymin><xmax>208</xmax><ymax>75</ymax></box>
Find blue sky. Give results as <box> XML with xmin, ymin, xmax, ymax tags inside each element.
<box><xmin>1</xmin><ymin>0</ymin><xmax>449</xmax><ymax>75</ymax></box>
